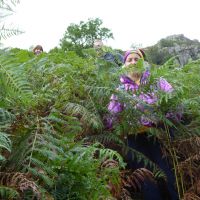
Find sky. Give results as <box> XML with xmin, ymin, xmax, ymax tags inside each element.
<box><xmin>2</xmin><ymin>0</ymin><xmax>200</xmax><ymax>52</ymax></box>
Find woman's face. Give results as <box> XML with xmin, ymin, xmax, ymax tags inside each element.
<box><xmin>93</xmin><ymin>40</ymin><xmax>103</xmax><ymax>49</ymax></box>
<box><xmin>34</xmin><ymin>48</ymin><xmax>43</xmax><ymax>55</ymax></box>
<box><xmin>125</xmin><ymin>53</ymin><xmax>141</xmax><ymax>67</ymax></box>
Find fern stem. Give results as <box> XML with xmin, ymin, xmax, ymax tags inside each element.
<box><xmin>173</xmin><ymin>147</ymin><xmax>185</xmax><ymax>195</ymax></box>
<box><xmin>189</xmin><ymin>159</ymin><xmax>194</xmax><ymax>189</ymax></box>
<box><xmin>164</xmin><ymin>122</ymin><xmax>181</xmax><ymax>200</ymax></box>
<box><xmin>28</xmin><ymin>116</ymin><xmax>39</xmax><ymax>168</ymax></box>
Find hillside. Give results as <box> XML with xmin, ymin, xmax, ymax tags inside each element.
<box><xmin>145</xmin><ymin>34</ymin><xmax>200</xmax><ymax>66</ymax></box>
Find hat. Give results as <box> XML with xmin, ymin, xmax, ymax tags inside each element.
<box><xmin>123</xmin><ymin>49</ymin><xmax>145</xmax><ymax>63</ymax></box>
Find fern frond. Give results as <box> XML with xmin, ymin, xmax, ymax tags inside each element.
<box><xmin>86</xmin><ymin>132</ymin><xmax>124</xmax><ymax>147</ymax></box>
<box><xmin>0</xmin><ymin>0</ymin><xmax>19</xmax><ymax>12</ymax></box>
<box><xmin>0</xmin><ymin>26</ymin><xmax>23</xmax><ymax>40</ymax></box>
<box><xmin>27</xmin><ymin>157</ymin><xmax>57</xmax><ymax>177</ymax></box>
<box><xmin>0</xmin><ymin>131</ymin><xmax>11</xmax><ymax>162</ymax></box>
<box><xmin>183</xmin><ymin>192</ymin><xmax>200</xmax><ymax>200</ymax></box>
<box><xmin>100</xmin><ymin>159</ymin><xmax>119</xmax><ymax>169</ymax></box>
<box><xmin>0</xmin><ymin>172</ymin><xmax>40</xmax><ymax>199</ymax></box>
<box><xmin>0</xmin><ymin>108</ymin><xmax>13</xmax><ymax>128</ymax></box>
<box><xmin>65</xmin><ymin>102</ymin><xmax>103</xmax><ymax>130</ymax></box>
<box><xmin>179</xmin><ymin>154</ymin><xmax>200</xmax><ymax>168</ymax></box>
<box><xmin>121</xmin><ymin>168</ymin><xmax>155</xmax><ymax>191</ymax></box>
<box><xmin>0</xmin><ymin>0</ymin><xmax>21</xmax><ymax>41</ymax></box>
<box><xmin>97</xmin><ymin>147</ymin><xmax>126</xmax><ymax>168</ymax></box>
<box><xmin>110</xmin><ymin>168</ymin><xmax>156</xmax><ymax>199</ymax></box>
<box><xmin>122</xmin><ymin>145</ymin><xmax>156</xmax><ymax>170</ymax></box>
<box><xmin>174</xmin><ymin>136</ymin><xmax>200</xmax><ymax>157</ymax></box>
<box><xmin>0</xmin><ymin>63</ymin><xmax>33</xmax><ymax>101</ymax></box>
<box><xmin>85</xmin><ymin>84</ymin><xmax>112</xmax><ymax>100</ymax></box>
<box><xmin>27</xmin><ymin>167</ymin><xmax>54</xmax><ymax>188</ymax></box>
<box><xmin>0</xmin><ymin>185</ymin><xmax>19</xmax><ymax>199</ymax></box>
<box><xmin>0</xmin><ymin>132</ymin><xmax>11</xmax><ymax>152</ymax></box>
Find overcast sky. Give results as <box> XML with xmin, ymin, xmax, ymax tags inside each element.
<box><xmin>2</xmin><ymin>0</ymin><xmax>200</xmax><ymax>52</ymax></box>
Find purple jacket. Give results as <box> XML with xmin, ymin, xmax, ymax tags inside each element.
<box><xmin>107</xmin><ymin>70</ymin><xmax>175</xmax><ymax>128</ymax></box>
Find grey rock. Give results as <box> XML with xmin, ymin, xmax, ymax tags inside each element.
<box><xmin>146</xmin><ymin>34</ymin><xmax>200</xmax><ymax>67</ymax></box>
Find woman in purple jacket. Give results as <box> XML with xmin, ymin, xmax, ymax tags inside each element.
<box><xmin>108</xmin><ymin>49</ymin><xmax>174</xmax><ymax>128</ymax></box>
<box><xmin>107</xmin><ymin>49</ymin><xmax>178</xmax><ymax>200</ymax></box>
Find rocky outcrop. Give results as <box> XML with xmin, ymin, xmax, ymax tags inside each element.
<box><xmin>145</xmin><ymin>34</ymin><xmax>200</xmax><ymax>67</ymax></box>
<box><xmin>167</xmin><ymin>45</ymin><xmax>200</xmax><ymax>66</ymax></box>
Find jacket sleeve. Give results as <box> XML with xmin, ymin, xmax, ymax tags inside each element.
<box><xmin>108</xmin><ymin>94</ymin><xmax>124</xmax><ymax>113</ymax></box>
<box><xmin>157</xmin><ymin>78</ymin><xmax>183</xmax><ymax>122</ymax></box>
<box><xmin>157</xmin><ymin>78</ymin><xmax>173</xmax><ymax>93</ymax></box>
<box><xmin>105</xmin><ymin>94</ymin><xmax>124</xmax><ymax>129</ymax></box>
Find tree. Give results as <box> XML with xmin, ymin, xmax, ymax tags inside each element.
<box><xmin>60</xmin><ymin>18</ymin><xmax>114</xmax><ymax>55</ymax></box>
<box><xmin>145</xmin><ymin>45</ymin><xmax>171</xmax><ymax>65</ymax></box>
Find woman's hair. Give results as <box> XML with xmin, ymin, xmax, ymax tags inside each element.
<box><xmin>123</xmin><ymin>49</ymin><xmax>146</xmax><ymax>63</ymax></box>
<box><xmin>33</xmin><ymin>45</ymin><xmax>43</xmax><ymax>53</ymax></box>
